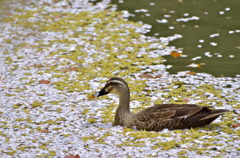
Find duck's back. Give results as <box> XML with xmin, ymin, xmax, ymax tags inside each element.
<box><xmin>129</xmin><ymin>104</ymin><xmax>228</xmax><ymax>131</ymax></box>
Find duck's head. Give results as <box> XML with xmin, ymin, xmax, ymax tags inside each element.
<box><xmin>93</xmin><ymin>77</ymin><xmax>129</xmax><ymax>97</ymax></box>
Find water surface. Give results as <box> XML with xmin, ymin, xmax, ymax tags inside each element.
<box><xmin>111</xmin><ymin>0</ymin><xmax>240</xmax><ymax>77</ymax></box>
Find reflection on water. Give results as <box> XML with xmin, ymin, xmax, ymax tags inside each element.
<box><xmin>111</xmin><ymin>0</ymin><xmax>240</xmax><ymax>77</ymax></box>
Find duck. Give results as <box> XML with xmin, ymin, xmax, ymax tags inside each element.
<box><xmin>93</xmin><ymin>77</ymin><xmax>229</xmax><ymax>131</ymax></box>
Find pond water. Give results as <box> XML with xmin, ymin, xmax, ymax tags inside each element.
<box><xmin>111</xmin><ymin>0</ymin><xmax>240</xmax><ymax>77</ymax></box>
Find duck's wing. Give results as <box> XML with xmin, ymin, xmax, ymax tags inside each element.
<box><xmin>138</xmin><ymin>104</ymin><xmax>203</xmax><ymax>119</ymax></box>
<box><xmin>131</xmin><ymin>104</ymin><xmax>228</xmax><ymax>131</ymax></box>
<box><xmin>151</xmin><ymin>104</ymin><xmax>228</xmax><ymax>120</ymax></box>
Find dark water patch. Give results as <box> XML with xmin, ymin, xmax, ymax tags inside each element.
<box><xmin>111</xmin><ymin>0</ymin><xmax>240</xmax><ymax>77</ymax></box>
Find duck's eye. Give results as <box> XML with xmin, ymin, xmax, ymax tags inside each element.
<box><xmin>104</xmin><ymin>85</ymin><xmax>114</xmax><ymax>92</ymax></box>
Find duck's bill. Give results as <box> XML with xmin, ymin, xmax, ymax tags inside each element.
<box><xmin>92</xmin><ymin>89</ymin><xmax>108</xmax><ymax>98</ymax></box>
<box><xmin>92</xmin><ymin>92</ymin><xmax>100</xmax><ymax>98</ymax></box>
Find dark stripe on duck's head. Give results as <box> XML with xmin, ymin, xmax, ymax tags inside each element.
<box><xmin>106</xmin><ymin>78</ymin><xmax>130</xmax><ymax>91</ymax></box>
<box><xmin>106</xmin><ymin>77</ymin><xmax>127</xmax><ymax>86</ymax></box>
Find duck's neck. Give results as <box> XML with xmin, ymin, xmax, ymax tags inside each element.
<box><xmin>118</xmin><ymin>92</ymin><xmax>130</xmax><ymax>113</ymax></box>
<box><xmin>114</xmin><ymin>88</ymin><xmax>131</xmax><ymax>126</ymax></box>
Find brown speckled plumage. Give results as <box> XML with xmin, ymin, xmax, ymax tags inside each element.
<box><xmin>94</xmin><ymin>77</ymin><xmax>229</xmax><ymax>131</ymax></box>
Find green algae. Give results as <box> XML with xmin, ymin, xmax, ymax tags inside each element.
<box><xmin>81</xmin><ymin>108</ymin><xmax>90</xmax><ymax>115</ymax></box>
<box><xmin>6</xmin><ymin>93</ymin><xmax>15</xmax><ymax>97</ymax></box>
<box><xmin>48</xmin><ymin>101</ymin><xmax>62</xmax><ymax>105</ymax></box>
<box><xmin>87</xmin><ymin>118</ymin><xmax>97</xmax><ymax>124</ymax></box>
<box><xmin>82</xmin><ymin>136</ymin><xmax>97</xmax><ymax>143</ymax></box>
<box><xmin>117</xmin><ymin>140</ymin><xmax>146</xmax><ymax>147</ymax></box>
<box><xmin>96</xmin><ymin>131</ymin><xmax>113</xmax><ymax>144</ymax></box>
<box><xmin>39</xmin><ymin>145</ymin><xmax>48</xmax><ymax>150</ymax></box>
<box><xmin>5</xmin><ymin>150</ymin><xmax>17</xmax><ymax>156</ymax></box>
<box><xmin>100</xmin><ymin>103</ymin><xmax>116</xmax><ymax>123</ymax></box>
<box><xmin>178</xmin><ymin>150</ymin><xmax>188</xmax><ymax>155</ymax></box>
<box><xmin>127</xmin><ymin>130</ymin><xmax>160</xmax><ymax>139</ymax></box>
<box><xmin>48</xmin><ymin>150</ymin><xmax>57</xmax><ymax>156</ymax></box>
<box><xmin>31</xmin><ymin>101</ymin><xmax>43</xmax><ymax>108</ymax></box>
<box><xmin>12</xmin><ymin>103</ymin><xmax>24</xmax><ymax>109</ymax></box>
<box><xmin>153</xmin><ymin>140</ymin><xmax>181</xmax><ymax>150</ymax></box>
<box><xmin>5</xmin><ymin>56</ymin><xmax>12</xmax><ymax>64</ymax></box>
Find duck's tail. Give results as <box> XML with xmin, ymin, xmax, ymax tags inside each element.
<box><xmin>199</xmin><ymin>109</ymin><xmax>229</xmax><ymax>121</ymax></box>
<box><xmin>181</xmin><ymin>108</ymin><xmax>230</xmax><ymax>129</ymax></box>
